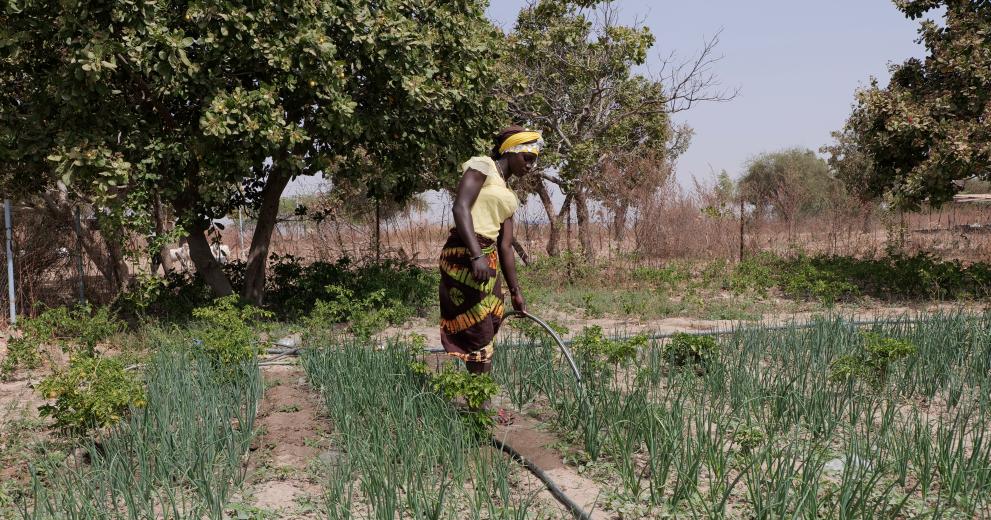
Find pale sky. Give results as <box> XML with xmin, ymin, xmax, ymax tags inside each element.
<box><xmin>486</xmin><ymin>0</ymin><xmax>931</xmax><ymax>185</ymax></box>
<box><xmin>287</xmin><ymin>1</ymin><xmax>932</xmax><ymax>202</ymax></box>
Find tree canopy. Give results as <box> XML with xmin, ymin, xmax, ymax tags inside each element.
<box><xmin>740</xmin><ymin>148</ymin><xmax>841</xmax><ymax>233</ymax></box>
<box><xmin>836</xmin><ymin>0</ymin><xmax>991</xmax><ymax>209</ymax></box>
<box><xmin>1</xmin><ymin>0</ymin><xmax>504</xmax><ymax>302</ymax></box>
<box><xmin>499</xmin><ymin>0</ymin><xmax>726</xmax><ymax>257</ymax></box>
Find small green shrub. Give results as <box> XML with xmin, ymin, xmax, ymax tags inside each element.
<box><xmin>777</xmin><ymin>257</ymin><xmax>859</xmax><ymax>305</ymax></box>
<box><xmin>37</xmin><ymin>355</ymin><xmax>145</xmax><ymax>434</ymax></box>
<box><xmin>733</xmin><ymin>425</ymin><xmax>766</xmax><ymax>455</ymax></box>
<box><xmin>729</xmin><ymin>254</ymin><xmax>776</xmax><ymax>296</ymax></box>
<box><xmin>664</xmin><ymin>333</ymin><xmax>720</xmax><ymax>368</ymax></box>
<box><xmin>1</xmin><ymin>336</ymin><xmax>42</xmax><ymax>380</ymax></box>
<box><xmin>307</xmin><ymin>285</ymin><xmax>406</xmax><ymax>342</ymax></box>
<box><xmin>191</xmin><ymin>296</ymin><xmax>273</xmax><ymax>367</ymax></box>
<box><xmin>1</xmin><ymin>305</ymin><xmax>123</xmax><ymax>379</ymax></box>
<box><xmin>430</xmin><ymin>365</ymin><xmax>500</xmax><ymax>410</ymax></box>
<box><xmin>829</xmin><ymin>332</ymin><xmax>917</xmax><ymax>388</ymax></box>
<box><xmin>428</xmin><ymin>363</ymin><xmax>501</xmax><ymax>431</ymax></box>
<box><xmin>572</xmin><ymin>326</ymin><xmax>645</xmax><ymax>374</ymax></box>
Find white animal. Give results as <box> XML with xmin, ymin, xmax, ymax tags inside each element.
<box><xmin>210</xmin><ymin>244</ymin><xmax>231</xmax><ymax>265</ymax></box>
<box><xmin>167</xmin><ymin>242</ymin><xmax>231</xmax><ymax>271</ymax></box>
<box><xmin>168</xmin><ymin>243</ymin><xmax>191</xmax><ymax>271</ymax></box>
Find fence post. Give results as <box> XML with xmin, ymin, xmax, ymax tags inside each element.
<box><xmin>375</xmin><ymin>198</ymin><xmax>381</xmax><ymax>263</ymax></box>
<box><xmin>74</xmin><ymin>206</ymin><xmax>86</xmax><ymax>304</ymax></box>
<box><xmin>4</xmin><ymin>199</ymin><xmax>15</xmax><ymax>325</ymax></box>
<box><xmin>739</xmin><ymin>197</ymin><xmax>745</xmax><ymax>262</ymax></box>
<box><xmin>237</xmin><ymin>207</ymin><xmax>245</xmax><ymax>260</ymax></box>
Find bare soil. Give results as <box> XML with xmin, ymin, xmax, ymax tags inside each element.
<box><xmin>243</xmin><ymin>364</ymin><xmax>329</xmax><ymax>518</ymax></box>
<box><xmin>494</xmin><ymin>409</ymin><xmax>611</xmax><ymax>519</ymax></box>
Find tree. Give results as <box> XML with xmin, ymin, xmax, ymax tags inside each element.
<box><xmin>499</xmin><ymin>0</ymin><xmax>729</xmax><ymax>259</ymax></box>
<box><xmin>739</xmin><ymin>148</ymin><xmax>840</xmax><ymax>238</ymax></box>
<box><xmin>1</xmin><ymin>0</ymin><xmax>504</xmax><ymax>304</ymax></box>
<box><xmin>838</xmin><ymin>0</ymin><xmax>991</xmax><ymax>209</ymax></box>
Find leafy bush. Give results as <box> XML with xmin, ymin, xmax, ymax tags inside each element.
<box><xmin>777</xmin><ymin>258</ymin><xmax>859</xmax><ymax>305</ymax></box>
<box><xmin>37</xmin><ymin>355</ymin><xmax>145</xmax><ymax>434</ymax></box>
<box><xmin>829</xmin><ymin>332</ymin><xmax>918</xmax><ymax>388</ymax></box>
<box><xmin>306</xmin><ymin>285</ymin><xmax>408</xmax><ymax>342</ymax></box>
<box><xmin>424</xmin><ymin>363</ymin><xmax>501</xmax><ymax>432</ymax></box>
<box><xmin>733</xmin><ymin>425</ymin><xmax>766</xmax><ymax>455</ymax></box>
<box><xmin>733</xmin><ymin>251</ymin><xmax>991</xmax><ymax>303</ymax></box>
<box><xmin>729</xmin><ymin>253</ymin><xmax>777</xmax><ymax>296</ymax></box>
<box><xmin>1</xmin><ymin>305</ymin><xmax>122</xmax><ymax>379</ymax></box>
<box><xmin>572</xmin><ymin>326</ymin><xmax>646</xmax><ymax>375</ymax></box>
<box><xmin>430</xmin><ymin>364</ymin><xmax>500</xmax><ymax>410</ymax></box>
<box><xmin>664</xmin><ymin>333</ymin><xmax>720</xmax><ymax>368</ymax></box>
<box><xmin>121</xmin><ymin>254</ymin><xmax>436</xmax><ymax>323</ymax></box>
<box><xmin>191</xmin><ymin>296</ymin><xmax>273</xmax><ymax>367</ymax></box>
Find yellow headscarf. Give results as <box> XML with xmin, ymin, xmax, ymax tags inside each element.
<box><xmin>499</xmin><ymin>131</ymin><xmax>544</xmax><ymax>155</ymax></box>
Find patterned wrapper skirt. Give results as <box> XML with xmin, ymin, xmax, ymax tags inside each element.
<box><xmin>439</xmin><ymin>229</ymin><xmax>504</xmax><ymax>364</ymax></box>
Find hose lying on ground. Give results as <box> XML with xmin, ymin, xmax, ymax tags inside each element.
<box><xmin>491</xmin><ymin>435</ymin><xmax>595</xmax><ymax>520</ymax></box>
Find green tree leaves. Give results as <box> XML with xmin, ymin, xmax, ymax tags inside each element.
<box><xmin>837</xmin><ymin>1</ymin><xmax>991</xmax><ymax>208</ymax></box>
<box><xmin>2</xmin><ymin>0</ymin><xmax>505</xmax><ymax>301</ymax></box>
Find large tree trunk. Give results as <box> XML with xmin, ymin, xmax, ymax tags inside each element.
<box><xmin>548</xmin><ymin>193</ymin><xmax>573</xmax><ymax>257</ymax></box>
<box><xmin>613</xmin><ymin>201</ymin><xmax>629</xmax><ymax>243</ymax></box>
<box><xmin>574</xmin><ymin>190</ymin><xmax>594</xmax><ymax>262</ymax></box>
<box><xmin>186</xmin><ymin>222</ymin><xmax>234</xmax><ymax>297</ymax></box>
<box><xmin>535</xmin><ymin>181</ymin><xmax>560</xmax><ymax>257</ymax></box>
<box><xmin>241</xmin><ymin>167</ymin><xmax>293</xmax><ymax>305</ymax></box>
<box><xmin>101</xmin><ymin>230</ymin><xmax>131</xmax><ymax>292</ymax></box>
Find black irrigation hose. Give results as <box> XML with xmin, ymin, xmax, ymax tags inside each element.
<box><xmin>491</xmin><ymin>436</ymin><xmax>594</xmax><ymax>520</ymax></box>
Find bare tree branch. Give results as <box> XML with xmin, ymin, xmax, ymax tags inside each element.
<box><xmin>654</xmin><ymin>29</ymin><xmax>740</xmax><ymax>113</ymax></box>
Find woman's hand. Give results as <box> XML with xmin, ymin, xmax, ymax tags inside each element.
<box><xmin>510</xmin><ymin>291</ymin><xmax>526</xmax><ymax>313</ymax></box>
<box><xmin>471</xmin><ymin>256</ymin><xmax>493</xmax><ymax>282</ymax></box>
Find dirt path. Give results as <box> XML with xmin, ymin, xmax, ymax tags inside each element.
<box><xmin>242</xmin><ymin>364</ymin><xmax>330</xmax><ymax>518</ymax></box>
<box><xmin>494</xmin><ymin>411</ymin><xmax>611</xmax><ymax>520</ymax></box>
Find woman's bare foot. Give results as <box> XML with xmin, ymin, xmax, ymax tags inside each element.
<box><xmin>495</xmin><ymin>409</ymin><xmax>515</xmax><ymax>425</ymax></box>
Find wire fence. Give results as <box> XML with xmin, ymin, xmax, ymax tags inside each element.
<box><xmin>3</xmin><ymin>191</ymin><xmax>991</xmax><ymax>327</ymax></box>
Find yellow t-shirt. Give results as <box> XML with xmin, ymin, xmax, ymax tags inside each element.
<box><xmin>462</xmin><ymin>156</ymin><xmax>519</xmax><ymax>240</ymax></box>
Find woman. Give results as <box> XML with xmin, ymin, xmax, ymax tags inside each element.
<box><xmin>439</xmin><ymin>126</ymin><xmax>541</xmax><ymax>384</ymax></box>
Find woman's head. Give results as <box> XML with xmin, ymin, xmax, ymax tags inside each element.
<box><xmin>491</xmin><ymin>126</ymin><xmax>544</xmax><ymax>178</ymax></box>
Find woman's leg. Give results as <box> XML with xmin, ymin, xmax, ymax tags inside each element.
<box><xmin>465</xmin><ymin>360</ymin><xmax>491</xmax><ymax>375</ymax></box>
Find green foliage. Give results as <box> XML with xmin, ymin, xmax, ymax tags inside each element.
<box><xmin>664</xmin><ymin>333</ymin><xmax>719</xmax><ymax>368</ymax></box>
<box><xmin>739</xmin><ymin>148</ymin><xmax>845</xmax><ymax>223</ymax></box>
<box><xmin>2</xmin><ymin>0</ymin><xmax>506</xmax><ymax>298</ymax></box>
<box><xmin>733</xmin><ymin>425</ymin><xmax>766</xmax><ymax>455</ymax></box>
<box><xmin>0</xmin><ymin>336</ymin><xmax>42</xmax><ymax>380</ymax></box>
<box><xmin>836</xmin><ymin>1</ymin><xmax>991</xmax><ymax>208</ymax></box>
<box><xmin>37</xmin><ymin>355</ymin><xmax>145</xmax><ymax>434</ymax></box>
<box><xmin>307</xmin><ymin>285</ymin><xmax>406</xmax><ymax>342</ymax></box>
<box><xmin>430</xmin><ymin>364</ymin><xmax>500</xmax><ymax>411</ymax></box>
<box><xmin>1</xmin><ymin>305</ymin><xmax>122</xmax><ymax>379</ymax></box>
<box><xmin>829</xmin><ymin>332</ymin><xmax>918</xmax><ymax>388</ymax></box>
<box><xmin>127</xmin><ymin>255</ymin><xmax>436</xmax><ymax>323</ymax></box>
<box><xmin>26</xmin><ymin>338</ymin><xmax>262</xmax><ymax>518</ymax></box>
<box><xmin>572</xmin><ymin>326</ymin><xmax>646</xmax><ymax>372</ymax></box>
<box><xmin>503</xmin><ymin>0</ymin><xmax>677</xmax><ymax>242</ymax></box>
<box><xmin>191</xmin><ymin>296</ymin><xmax>272</xmax><ymax>367</ymax></box>
<box><xmin>729</xmin><ymin>254</ymin><xmax>777</xmax><ymax>296</ymax></box>
<box><xmin>730</xmin><ymin>252</ymin><xmax>991</xmax><ymax>303</ymax></box>
<box><xmin>776</xmin><ymin>259</ymin><xmax>859</xmax><ymax>305</ymax></box>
